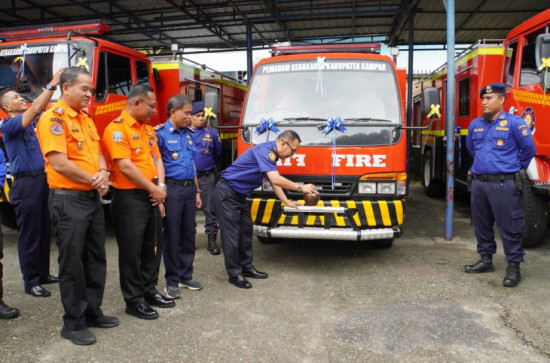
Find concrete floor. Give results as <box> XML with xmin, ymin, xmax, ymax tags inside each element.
<box><xmin>1</xmin><ymin>185</ymin><xmax>549</xmax><ymax>362</ymax></box>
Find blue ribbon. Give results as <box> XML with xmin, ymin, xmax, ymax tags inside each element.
<box><xmin>323</xmin><ymin>117</ymin><xmax>347</xmax><ymax>189</ymax></box>
<box><xmin>16</xmin><ymin>44</ymin><xmax>29</xmax><ymax>79</ymax></box>
<box><xmin>256</xmin><ymin>117</ymin><xmax>279</xmax><ymax>142</ymax></box>
<box><xmin>454</xmin><ymin>125</ymin><xmax>461</xmax><ymax>169</ymax></box>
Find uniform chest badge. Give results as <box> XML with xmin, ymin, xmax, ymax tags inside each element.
<box><xmin>136</xmin><ymin>148</ymin><xmax>142</xmax><ymax>155</ymax></box>
<box><xmin>500</xmin><ymin>120</ymin><xmax>507</xmax><ymax>127</ymax></box>
<box><xmin>497</xmin><ymin>139</ymin><xmax>504</xmax><ymax>146</ymax></box>
<box><xmin>188</xmin><ymin>140</ymin><xmax>193</xmax><ymax>146</ymax></box>
<box><xmin>50</xmin><ymin>123</ymin><xmax>64</xmax><ymax>135</ymax></box>
<box><xmin>268</xmin><ymin>150</ymin><xmax>276</xmax><ymax>162</ymax></box>
<box><xmin>112</xmin><ymin>131</ymin><xmax>123</xmax><ymax>143</ymax></box>
<box><xmin>171</xmin><ymin>152</ymin><xmax>179</xmax><ymax>160</ymax></box>
<box><xmin>204</xmin><ymin>147</ymin><xmax>209</xmax><ymax>154</ymax></box>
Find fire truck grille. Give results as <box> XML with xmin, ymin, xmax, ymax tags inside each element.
<box><xmin>314</xmin><ymin>181</ymin><xmax>352</xmax><ymax>195</ymax></box>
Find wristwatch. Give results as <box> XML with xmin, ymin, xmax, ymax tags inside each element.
<box><xmin>45</xmin><ymin>83</ymin><xmax>57</xmax><ymax>91</ymax></box>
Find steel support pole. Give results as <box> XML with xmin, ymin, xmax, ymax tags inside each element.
<box><xmin>406</xmin><ymin>11</ymin><xmax>414</xmax><ymax>193</ymax></box>
<box><xmin>444</xmin><ymin>0</ymin><xmax>455</xmax><ymax>240</ymax></box>
<box><xmin>246</xmin><ymin>23</ymin><xmax>253</xmax><ymax>85</ymax></box>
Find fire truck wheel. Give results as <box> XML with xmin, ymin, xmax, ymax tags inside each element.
<box><xmin>374</xmin><ymin>238</ymin><xmax>394</xmax><ymax>248</ymax></box>
<box><xmin>0</xmin><ymin>203</ymin><xmax>18</xmax><ymax>230</ymax></box>
<box><xmin>521</xmin><ymin>183</ymin><xmax>548</xmax><ymax>248</ymax></box>
<box><xmin>422</xmin><ymin>150</ymin><xmax>444</xmax><ymax>197</ymax></box>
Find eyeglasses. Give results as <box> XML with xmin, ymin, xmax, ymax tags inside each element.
<box><xmin>135</xmin><ymin>98</ymin><xmax>156</xmax><ymax>109</ymax></box>
<box><xmin>283</xmin><ymin>140</ymin><xmax>297</xmax><ymax>155</ymax></box>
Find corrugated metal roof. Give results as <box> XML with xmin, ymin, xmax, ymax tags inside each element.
<box><xmin>0</xmin><ymin>0</ymin><xmax>548</xmax><ymax>54</ymax></box>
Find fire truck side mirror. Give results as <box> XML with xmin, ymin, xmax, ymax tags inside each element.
<box><xmin>204</xmin><ymin>91</ymin><xmax>220</xmax><ymax>115</ymax></box>
<box><xmin>421</xmin><ymin>87</ymin><xmax>440</xmax><ymax>115</ymax></box>
<box><xmin>153</xmin><ymin>68</ymin><xmax>161</xmax><ymax>83</ymax></box>
<box><xmin>535</xmin><ymin>34</ymin><xmax>550</xmax><ymax>92</ymax></box>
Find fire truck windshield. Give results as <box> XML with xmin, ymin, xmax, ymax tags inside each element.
<box><xmin>242</xmin><ymin>58</ymin><xmax>402</xmax><ymax>146</ymax></box>
<box><xmin>0</xmin><ymin>40</ymin><xmax>93</xmax><ymax>101</ymax></box>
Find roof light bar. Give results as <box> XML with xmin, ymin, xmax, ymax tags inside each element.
<box><xmin>0</xmin><ymin>23</ymin><xmax>111</xmax><ymax>41</ymax></box>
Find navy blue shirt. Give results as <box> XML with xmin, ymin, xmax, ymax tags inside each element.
<box><xmin>0</xmin><ymin>114</ymin><xmax>45</xmax><ymax>175</ymax></box>
<box><xmin>191</xmin><ymin>126</ymin><xmax>222</xmax><ymax>172</ymax></box>
<box><xmin>221</xmin><ymin>141</ymin><xmax>279</xmax><ymax>196</ymax></box>
<box><xmin>0</xmin><ymin>148</ymin><xmax>6</xmax><ymax>187</ymax></box>
<box><xmin>466</xmin><ymin>111</ymin><xmax>536</xmax><ymax>174</ymax></box>
<box><xmin>156</xmin><ymin>120</ymin><xmax>196</xmax><ymax>181</ymax></box>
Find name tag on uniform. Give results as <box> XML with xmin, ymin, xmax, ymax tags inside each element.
<box><xmin>167</xmin><ymin>140</ymin><xmax>178</xmax><ymax>144</ymax></box>
<box><xmin>133</xmin><ymin>136</ymin><xmax>140</xmax><ymax>140</ymax></box>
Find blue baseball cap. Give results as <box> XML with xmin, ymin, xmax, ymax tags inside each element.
<box><xmin>480</xmin><ymin>82</ymin><xmax>506</xmax><ymax>97</ymax></box>
<box><xmin>192</xmin><ymin>101</ymin><xmax>204</xmax><ymax>115</ymax></box>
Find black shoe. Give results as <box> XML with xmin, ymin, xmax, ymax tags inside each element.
<box><xmin>60</xmin><ymin>327</ymin><xmax>96</xmax><ymax>346</ymax></box>
<box><xmin>40</xmin><ymin>275</ymin><xmax>59</xmax><ymax>284</ymax></box>
<box><xmin>86</xmin><ymin>315</ymin><xmax>119</xmax><ymax>328</ymax></box>
<box><xmin>503</xmin><ymin>262</ymin><xmax>521</xmax><ymax>287</ymax></box>
<box><xmin>25</xmin><ymin>285</ymin><xmax>51</xmax><ymax>297</ymax></box>
<box><xmin>207</xmin><ymin>235</ymin><xmax>220</xmax><ymax>255</ymax></box>
<box><xmin>0</xmin><ymin>301</ymin><xmax>19</xmax><ymax>319</ymax></box>
<box><xmin>145</xmin><ymin>292</ymin><xmax>176</xmax><ymax>308</ymax></box>
<box><xmin>126</xmin><ymin>303</ymin><xmax>159</xmax><ymax>320</ymax></box>
<box><xmin>464</xmin><ymin>255</ymin><xmax>494</xmax><ymax>274</ymax></box>
<box><xmin>243</xmin><ymin>267</ymin><xmax>268</xmax><ymax>279</ymax></box>
<box><xmin>228</xmin><ymin>274</ymin><xmax>252</xmax><ymax>289</ymax></box>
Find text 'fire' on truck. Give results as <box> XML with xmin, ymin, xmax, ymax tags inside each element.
<box><xmin>0</xmin><ymin>23</ymin><xmax>246</xmax><ymax>228</ymax></box>
<box><xmin>234</xmin><ymin>43</ymin><xmax>408</xmax><ymax>248</ymax></box>
<box><xmin>413</xmin><ymin>9</ymin><xmax>550</xmax><ymax>247</ymax></box>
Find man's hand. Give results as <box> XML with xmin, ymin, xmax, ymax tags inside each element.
<box><xmin>196</xmin><ymin>193</ymin><xmax>202</xmax><ymax>209</ymax></box>
<box><xmin>91</xmin><ymin>170</ymin><xmax>109</xmax><ymax>192</ymax></box>
<box><xmin>50</xmin><ymin>68</ymin><xmax>65</xmax><ymax>87</ymax></box>
<box><xmin>301</xmin><ymin>183</ymin><xmax>319</xmax><ymax>195</ymax></box>
<box><xmin>285</xmin><ymin>200</ymin><xmax>303</xmax><ymax>209</ymax></box>
<box><xmin>159</xmin><ymin>203</ymin><xmax>166</xmax><ymax>218</ymax></box>
<box><xmin>149</xmin><ymin>185</ymin><xmax>167</xmax><ymax>205</ymax></box>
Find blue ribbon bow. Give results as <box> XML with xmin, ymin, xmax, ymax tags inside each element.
<box><xmin>256</xmin><ymin>117</ymin><xmax>279</xmax><ymax>142</ymax></box>
<box><xmin>323</xmin><ymin>117</ymin><xmax>347</xmax><ymax>189</ymax></box>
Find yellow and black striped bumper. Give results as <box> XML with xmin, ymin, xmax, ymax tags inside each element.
<box><xmin>0</xmin><ymin>176</ymin><xmax>13</xmax><ymax>202</ymax></box>
<box><xmin>249</xmin><ymin>198</ymin><xmax>403</xmax><ymax>230</ymax></box>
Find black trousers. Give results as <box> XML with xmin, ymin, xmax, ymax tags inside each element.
<box><xmin>50</xmin><ymin>189</ymin><xmax>106</xmax><ymax>331</ymax></box>
<box><xmin>0</xmin><ymin>225</ymin><xmax>4</xmax><ymax>299</ymax></box>
<box><xmin>111</xmin><ymin>189</ymin><xmax>162</xmax><ymax>307</ymax></box>
<box><xmin>212</xmin><ymin>180</ymin><xmax>254</xmax><ymax>277</ymax></box>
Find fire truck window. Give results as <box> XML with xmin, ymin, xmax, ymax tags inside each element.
<box><xmin>503</xmin><ymin>41</ymin><xmax>518</xmax><ymax>87</ymax></box>
<box><xmin>458</xmin><ymin>77</ymin><xmax>470</xmax><ymax>117</ymax></box>
<box><xmin>95</xmin><ymin>51</ymin><xmax>132</xmax><ymax>101</ymax></box>
<box><xmin>187</xmin><ymin>86</ymin><xmax>202</xmax><ymax>102</ymax></box>
<box><xmin>136</xmin><ymin>60</ymin><xmax>150</xmax><ymax>85</ymax></box>
<box><xmin>520</xmin><ymin>33</ymin><xmax>540</xmax><ymax>86</ymax></box>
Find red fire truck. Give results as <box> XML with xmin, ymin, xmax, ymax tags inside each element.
<box><xmin>236</xmin><ymin>43</ymin><xmax>408</xmax><ymax>247</ymax></box>
<box><xmin>414</xmin><ymin>9</ymin><xmax>550</xmax><ymax>247</ymax></box>
<box><xmin>0</xmin><ymin>23</ymin><xmax>246</xmax><ymax>228</ymax></box>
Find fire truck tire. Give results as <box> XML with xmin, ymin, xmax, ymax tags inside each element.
<box><xmin>0</xmin><ymin>203</ymin><xmax>18</xmax><ymax>230</ymax></box>
<box><xmin>521</xmin><ymin>184</ymin><xmax>548</xmax><ymax>248</ymax></box>
<box><xmin>422</xmin><ymin>150</ymin><xmax>444</xmax><ymax>197</ymax></box>
<box><xmin>374</xmin><ymin>238</ymin><xmax>394</xmax><ymax>248</ymax></box>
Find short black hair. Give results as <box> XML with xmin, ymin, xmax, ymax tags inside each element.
<box><xmin>60</xmin><ymin>67</ymin><xmax>90</xmax><ymax>87</ymax></box>
<box><xmin>166</xmin><ymin>94</ymin><xmax>193</xmax><ymax>116</ymax></box>
<box><xmin>128</xmin><ymin>84</ymin><xmax>155</xmax><ymax>100</ymax></box>
<box><xmin>0</xmin><ymin>88</ymin><xmax>14</xmax><ymax>112</ymax></box>
<box><xmin>277</xmin><ymin>130</ymin><xmax>301</xmax><ymax>143</ymax></box>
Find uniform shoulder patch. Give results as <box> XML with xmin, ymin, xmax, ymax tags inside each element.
<box><xmin>112</xmin><ymin>131</ymin><xmax>123</xmax><ymax>143</ymax></box>
<box><xmin>52</xmin><ymin>107</ymin><xmax>64</xmax><ymax>116</ymax></box>
<box><xmin>50</xmin><ymin>123</ymin><xmax>64</xmax><ymax>135</ymax></box>
<box><xmin>113</xmin><ymin>117</ymin><xmax>123</xmax><ymax>123</ymax></box>
<box><xmin>50</xmin><ymin>117</ymin><xmax>63</xmax><ymax>123</ymax></box>
<box><xmin>268</xmin><ymin>150</ymin><xmax>276</xmax><ymax>162</ymax></box>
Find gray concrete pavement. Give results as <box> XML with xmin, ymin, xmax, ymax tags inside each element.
<box><xmin>1</xmin><ymin>185</ymin><xmax>549</xmax><ymax>362</ymax></box>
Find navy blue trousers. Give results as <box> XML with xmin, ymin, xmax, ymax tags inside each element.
<box><xmin>197</xmin><ymin>172</ymin><xmax>219</xmax><ymax>236</ymax></box>
<box><xmin>50</xmin><ymin>190</ymin><xmax>106</xmax><ymax>331</ymax></box>
<box><xmin>212</xmin><ymin>180</ymin><xmax>254</xmax><ymax>277</ymax></box>
<box><xmin>111</xmin><ymin>189</ymin><xmax>162</xmax><ymax>307</ymax></box>
<box><xmin>470</xmin><ymin>178</ymin><xmax>525</xmax><ymax>262</ymax></box>
<box><xmin>10</xmin><ymin>174</ymin><xmax>52</xmax><ymax>288</ymax></box>
<box><xmin>162</xmin><ymin>182</ymin><xmax>197</xmax><ymax>287</ymax></box>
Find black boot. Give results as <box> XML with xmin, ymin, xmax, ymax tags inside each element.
<box><xmin>503</xmin><ymin>262</ymin><xmax>521</xmax><ymax>287</ymax></box>
<box><xmin>207</xmin><ymin>235</ymin><xmax>220</xmax><ymax>255</ymax></box>
<box><xmin>464</xmin><ymin>254</ymin><xmax>494</xmax><ymax>273</ymax></box>
<box><xmin>0</xmin><ymin>300</ymin><xmax>19</xmax><ymax>319</ymax></box>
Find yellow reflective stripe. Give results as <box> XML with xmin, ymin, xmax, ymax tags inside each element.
<box><xmin>306</xmin><ymin>199</ymin><xmax>320</xmax><ymax>225</ymax></box>
<box><xmin>363</xmin><ymin>201</ymin><xmax>376</xmax><ymax>226</ymax></box>
<box><xmin>379</xmin><ymin>200</ymin><xmax>391</xmax><ymax>226</ymax></box>
<box><xmin>347</xmin><ymin>200</ymin><xmax>361</xmax><ymax>226</ymax></box>
<box><xmin>395</xmin><ymin>200</ymin><xmax>404</xmax><ymax>225</ymax></box>
<box><xmin>250</xmin><ymin>199</ymin><xmax>261</xmax><ymax>222</ymax></box>
<box><xmin>262</xmin><ymin>199</ymin><xmax>275</xmax><ymax>224</ymax></box>
<box><xmin>331</xmin><ymin>200</ymin><xmax>345</xmax><ymax>226</ymax></box>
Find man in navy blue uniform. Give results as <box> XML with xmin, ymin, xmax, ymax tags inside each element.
<box><xmin>190</xmin><ymin>101</ymin><xmax>222</xmax><ymax>255</ymax></box>
<box><xmin>0</xmin><ymin>68</ymin><xmax>63</xmax><ymax>298</ymax></box>
<box><xmin>156</xmin><ymin>95</ymin><xmax>203</xmax><ymax>299</ymax></box>
<box><xmin>465</xmin><ymin>82</ymin><xmax>536</xmax><ymax>287</ymax></box>
<box><xmin>213</xmin><ymin>130</ymin><xmax>319</xmax><ymax>288</ymax></box>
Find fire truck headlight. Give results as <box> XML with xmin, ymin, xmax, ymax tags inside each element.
<box><xmin>358</xmin><ymin>182</ymin><xmax>377</xmax><ymax>194</ymax></box>
<box><xmin>377</xmin><ymin>182</ymin><xmax>396</xmax><ymax>194</ymax></box>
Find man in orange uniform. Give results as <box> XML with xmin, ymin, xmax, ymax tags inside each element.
<box><xmin>36</xmin><ymin>67</ymin><xmax>118</xmax><ymax>346</ymax></box>
<box><xmin>103</xmin><ymin>84</ymin><xmax>172</xmax><ymax>320</ymax></box>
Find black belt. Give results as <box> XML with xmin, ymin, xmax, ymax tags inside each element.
<box><xmin>14</xmin><ymin>171</ymin><xmax>45</xmax><ymax>179</ymax></box>
<box><xmin>473</xmin><ymin>173</ymin><xmax>516</xmax><ymax>182</ymax></box>
<box><xmin>51</xmin><ymin>188</ymin><xmax>98</xmax><ymax>199</ymax></box>
<box><xmin>197</xmin><ymin>169</ymin><xmax>214</xmax><ymax>178</ymax></box>
<box><xmin>166</xmin><ymin>178</ymin><xmax>194</xmax><ymax>187</ymax></box>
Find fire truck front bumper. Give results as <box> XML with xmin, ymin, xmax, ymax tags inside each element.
<box><xmin>249</xmin><ymin>198</ymin><xmax>403</xmax><ymax>241</ymax></box>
